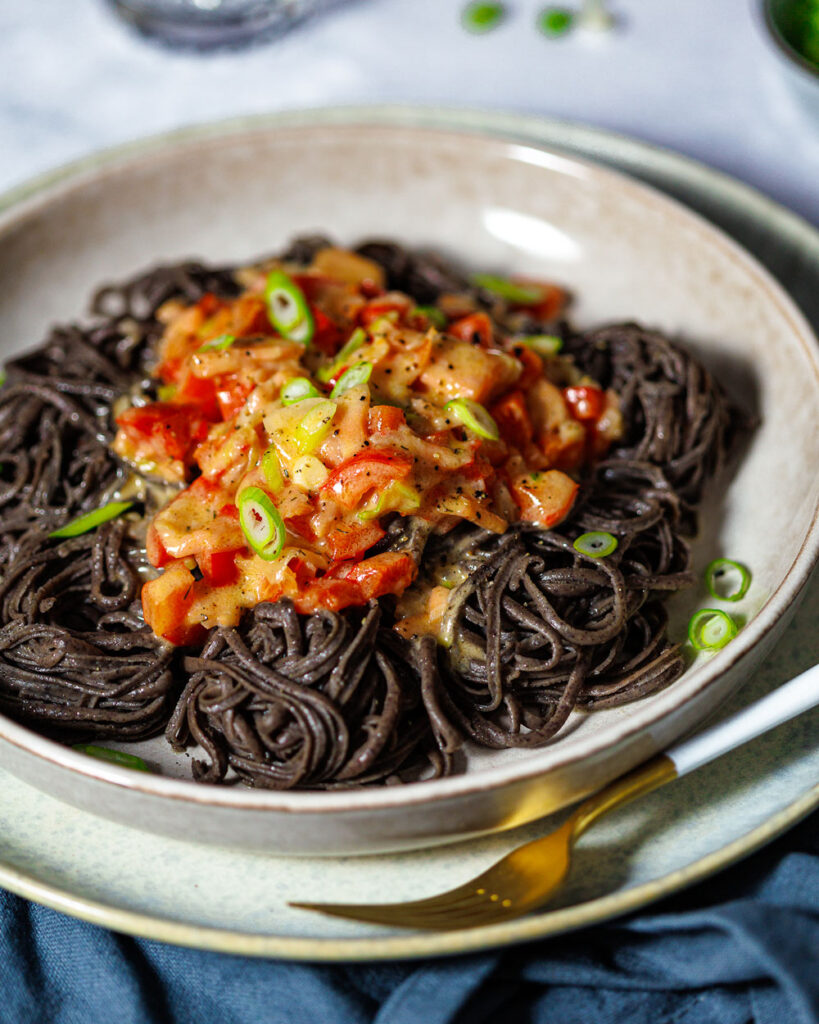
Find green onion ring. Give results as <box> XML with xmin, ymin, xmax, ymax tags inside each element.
<box><xmin>705</xmin><ymin>558</ymin><xmax>751</xmax><ymax>602</ymax></box>
<box><xmin>49</xmin><ymin>501</ymin><xmax>135</xmax><ymax>539</ymax></box>
<box><xmin>238</xmin><ymin>486</ymin><xmax>285</xmax><ymax>561</ymax></box>
<box><xmin>317</xmin><ymin>327</ymin><xmax>365</xmax><ymax>383</ymax></box>
<box><xmin>292</xmin><ymin>399</ymin><xmax>337</xmax><ymax>455</ymax></box>
<box><xmin>73</xmin><ymin>744</ymin><xmax>150</xmax><ymax>772</ymax></box>
<box><xmin>197</xmin><ymin>333</ymin><xmax>235</xmax><ymax>352</ymax></box>
<box><xmin>330</xmin><ymin>361</ymin><xmax>373</xmax><ymax>398</ymax></box>
<box><xmin>265</xmin><ymin>269</ymin><xmax>314</xmax><ymax>345</ymax></box>
<box><xmin>411</xmin><ymin>305</ymin><xmax>448</xmax><ymax>329</ymax></box>
<box><xmin>688</xmin><ymin>609</ymin><xmax>738</xmax><ymax>651</ymax></box>
<box><xmin>461</xmin><ymin>2</ymin><xmax>506</xmax><ymax>34</ymax></box>
<box><xmin>261</xmin><ymin>449</ymin><xmax>284</xmax><ymax>492</ymax></box>
<box><xmin>573</xmin><ymin>531</ymin><xmax>619</xmax><ymax>558</ymax></box>
<box><xmin>518</xmin><ymin>334</ymin><xmax>563</xmax><ymax>356</ymax></box>
<box><xmin>281</xmin><ymin>377</ymin><xmax>321</xmax><ymax>405</ymax></box>
<box><xmin>537</xmin><ymin>6</ymin><xmax>574</xmax><ymax>36</ymax></box>
<box><xmin>471</xmin><ymin>273</ymin><xmax>543</xmax><ymax>304</ymax></box>
<box><xmin>443</xmin><ymin>397</ymin><xmax>500</xmax><ymax>440</ymax></box>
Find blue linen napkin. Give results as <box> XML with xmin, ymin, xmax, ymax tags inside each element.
<box><xmin>1</xmin><ymin>809</ymin><xmax>816</xmax><ymax>1024</ymax></box>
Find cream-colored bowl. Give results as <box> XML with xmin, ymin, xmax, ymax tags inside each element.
<box><xmin>1</xmin><ymin>117</ymin><xmax>817</xmax><ymax>855</ymax></box>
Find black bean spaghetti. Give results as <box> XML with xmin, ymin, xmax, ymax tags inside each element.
<box><xmin>0</xmin><ymin>240</ymin><xmax>747</xmax><ymax>788</ymax></box>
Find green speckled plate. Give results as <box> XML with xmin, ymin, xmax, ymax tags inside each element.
<box><xmin>0</xmin><ymin>108</ymin><xmax>816</xmax><ymax>959</ymax></box>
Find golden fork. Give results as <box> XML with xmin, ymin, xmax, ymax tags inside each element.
<box><xmin>291</xmin><ymin>662</ymin><xmax>819</xmax><ymax>931</ymax></box>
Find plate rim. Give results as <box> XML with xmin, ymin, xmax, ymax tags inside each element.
<box><xmin>0</xmin><ymin>106</ymin><xmax>818</xmax><ymax>960</ymax></box>
<box><xmin>0</xmin><ymin>775</ymin><xmax>815</xmax><ymax>961</ymax></box>
<box><xmin>0</xmin><ymin>107</ymin><xmax>818</xmax><ymax>818</ymax></box>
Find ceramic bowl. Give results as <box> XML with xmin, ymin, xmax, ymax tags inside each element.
<box><xmin>0</xmin><ymin>117</ymin><xmax>818</xmax><ymax>855</ymax></box>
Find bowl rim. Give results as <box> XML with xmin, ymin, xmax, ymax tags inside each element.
<box><xmin>761</xmin><ymin>0</ymin><xmax>819</xmax><ymax>82</ymax></box>
<box><xmin>1</xmin><ymin>108</ymin><xmax>818</xmax><ymax>817</ymax></box>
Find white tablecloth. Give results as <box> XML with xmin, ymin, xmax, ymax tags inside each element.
<box><xmin>1</xmin><ymin>0</ymin><xmax>817</xmax><ymax>224</ymax></box>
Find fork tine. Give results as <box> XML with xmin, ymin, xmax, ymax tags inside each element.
<box><xmin>288</xmin><ymin>894</ymin><xmax>520</xmax><ymax>930</ymax></box>
<box><xmin>289</xmin><ymin>871</ymin><xmax>527</xmax><ymax>930</ymax></box>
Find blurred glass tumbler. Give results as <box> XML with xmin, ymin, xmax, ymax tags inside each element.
<box><xmin>108</xmin><ymin>0</ymin><xmax>325</xmax><ymax>49</ymax></box>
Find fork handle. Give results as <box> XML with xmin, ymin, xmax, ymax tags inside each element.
<box><xmin>571</xmin><ymin>661</ymin><xmax>819</xmax><ymax>838</ymax></box>
<box><xmin>667</xmin><ymin>661</ymin><xmax>819</xmax><ymax>776</ymax></box>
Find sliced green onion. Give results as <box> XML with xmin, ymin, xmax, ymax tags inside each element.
<box><xmin>156</xmin><ymin>383</ymin><xmax>178</xmax><ymax>401</ymax></box>
<box><xmin>518</xmin><ymin>334</ymin><xmax>563</xmax><ymax>356</ymax></box>
<box><xmin>573</xmin><ymin>531</ymin><xmax>618</xmax><ymax>558</ymax></box>
<box><xmin>317</xmin><ymin>328</ymin><xmax>366</xmax><ymax>384</ymax></box>
<box><xmin>49</xmin><ymin>501</ymin><xmax>135</xmax><ymax>539</ymax></box>
<box><xmin>238</xmin><ymin>486</ymin><xmax>285</xmax><ymax>561</ymax></box>
<box><xmin>688</xmin><ymin>609</ymin><xmax>738</xmax><ymax>652</ymax></box>
<box><xmin>412</xmin><ymin>305</ymin><xmax>448</xmax><ymax>329</ymax></box>
<box><xmin>261</xmin><ymin>448</ymin><xmax>284</xmax><ymax>492</ymax></box>
<box><xmin>443</xmin><ymin>398</ymin><xmax>500</xmax><ymax>441</ymax></box>
<box><xmin>0</xmin><ymin>371</ymin><xmax>6</xmax><ymax>387</ymax></box>
<box><xmin>293</xmin><ymin>399</ymin><xmax>337</xmax><ymax>455</ymax></box>
<box><xmin>265</xmin><ymin>269</ymin><xmax>314</xmax><ymax>345</ymax></box>
<box><xmin>331</xmin><ymin>361</ymin><xmax>373</xmax><ymax>399</ymax></box>
<box><xmin>73</xmin><ymin>744</ymin><xmax>149</xmax><ymax>772</ymax></box>
<box><xmin>358</xmin><ymin>481</ymin><xmax>421</xmax><ymax>521</ymax></box>
<box><xmin>461</xmin><ymin>1</ymin><xmax>506</xmax><ymax>33</ymax></box>
<box><xmin>198</xmin><ymin>333</ymin><xmax>235</xmax><ymax>352</ymax></box>
<box><xmin>281</xmin><ymin>377</ymin><xmax>320</xmax><ymax>405</ymax></box>
<box><xmin>705</xmin><ymin>558</ymin><xmax>751</xmax><ymax>602</ymax></box>
<box><xmin>537</xmin><ymin>6</ymin><xmax>574</xmax><ymax>36</ymax></box>
<box><xmin>471</xmin><ymin>273</ymin><xmax>543</xmax><ymax>304</ymax></box>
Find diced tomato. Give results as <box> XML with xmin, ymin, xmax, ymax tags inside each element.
<box><xmin>186</xmin><ymin>475</ymin><xmax>223</xmax><ymax>501</ymax></box>
<box><xmin>491</xmin><ymin>390</ymin><xmax>533</xmax><ymax>451</ymax></box>
<box><xmin>197</xmin><ymin>293</ymin><xmax>224</xmax><ymax>318</ymax></box>
<box><xmin>146</xmin><ymin>523</ymin><xmax>171</xmax><ymax>568</ymax></box>
<box><xmin>460</xmin><ymin>457</ymin><xmax>495</xmax><ymax>488</ymax></box>
<box><xmin>359</xmin><ymin>279</ymin><xmax>385</xmax><ymax>299</ymax></box>
<box><xmin>116</xmin><ymin>402</ymin><xmax>211</xmax><ymax>465</ymax></box>
<box><xmin>175</xmin><ymin>372</ymin><xmax>220</xmax><ymax>420</ymax></box>
<box><xmin>219</xmin><ymin>502</ymin><xmax>239</xmax><ymax>521</ymax></box>
<box><xmin>564</xmin><ymin>385</ymin><xmax>605</xmax><ymax>423</ymax></box>
<box><xmin>311</xmin><ymin>307</ymin><xmax>344</xmax><ymax>355</ymax></box>
<box><xmin>293</xmin><ymin>578</ymin><xmax>365</xmax><ymax>615</ymax></box>
<box><xmin>196</xmin><ymin>549</ymin><xmax>241</xmax><ymax>586</ymax></box>
<box><xmin>285</xmin><ymin>513</ymin><xmax>316</xmax><ymax>541</ymax></box>
<box><xmin>448</xmin><ymin>312</ymin><xmax>493</xmax><ymax>348</ymax></box>
<box><xmin>359</xmin><ymin>297</ymin><xmax>412</xmax><ymax>327</ymax></box>
<box><xmin>342</xmin><ymin>552</ymin><xmax>417</xmax><ymax>601</ymax></box>
<box><xmin>286</xmin><ymin>553</ymin><xmax>321</xmax><ymax>587</ymax></box>
<box><xmin>323</xmin><ymin>520</ymin><xmax>386</xmax><ymax>561</ymax></box>
<box><xmin>510</xmin><ymin>279</ymin><xmax>568</xmax><ymax>321</ymax></box>
<box><xmin>512</xmin><ymin>345</ymin><xmax>544</xmax><ymax>384</ymax></box>
<box><xmin>215</xmin><ymin>376</ymin><xmax>253</xmax><ymax>420</ymax></box>
<box><xmin>510</xmin><ymin>469</ymin><xmax>579</xmax><ymax>528</ymax></box>
<box><xmin>290</xmin><ymin>273</ymin><xmax>329</xmax><ymax>302</ymax></box>
<box><xmin>368</xmin><ymin>405</ymin><xmax>407</xmax><ymax>435</ymax></box>
<box><xmin>141</xmin><ymin>562</ymin><xmax>205</xmax><ymax>646</ymax></box>
<box><xmin>231</xmin><ymin>294</ymin><xmax>270</xmax><ymax>337</ymax></box>
<box><xmin>322</xmin><ymin>451</ymin><xmax>413</xmax><ymax>510</ymax></box>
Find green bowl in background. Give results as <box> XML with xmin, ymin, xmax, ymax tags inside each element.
<box><xmin>762</xmin><ymin>0</ymin><xmax>819</xmax><ymax>117</ymax></box>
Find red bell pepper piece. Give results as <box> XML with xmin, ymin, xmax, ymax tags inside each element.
<box><xmin>322</xmin><ymin>451</ymin><xmax>413</xmax><ymax>510</ymax></box>
<box><xmin>368</xmin><ymin>405</ymin><xmax>407</xmax><ymax>435</ymax></box>
<box><xmin>564</xmin><ymin>385</ymin><xmax>605</xmax><ymax>423</ymax></box>
<box><xmin>448</xmin><ymin>312</ymin><xmax>493</xmax><ymax>348</ymax></box>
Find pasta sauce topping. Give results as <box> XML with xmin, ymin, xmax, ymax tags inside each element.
<box><xmin>112</xmin><ymin>247</ymin><xmax>622</xmax><ymax>646</ymax></box>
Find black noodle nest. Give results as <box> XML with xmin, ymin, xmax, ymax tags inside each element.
<box><xmin>0</xmin><ymin>240</ymin><xmax>749</xmax><ymax>787</ymax></box>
